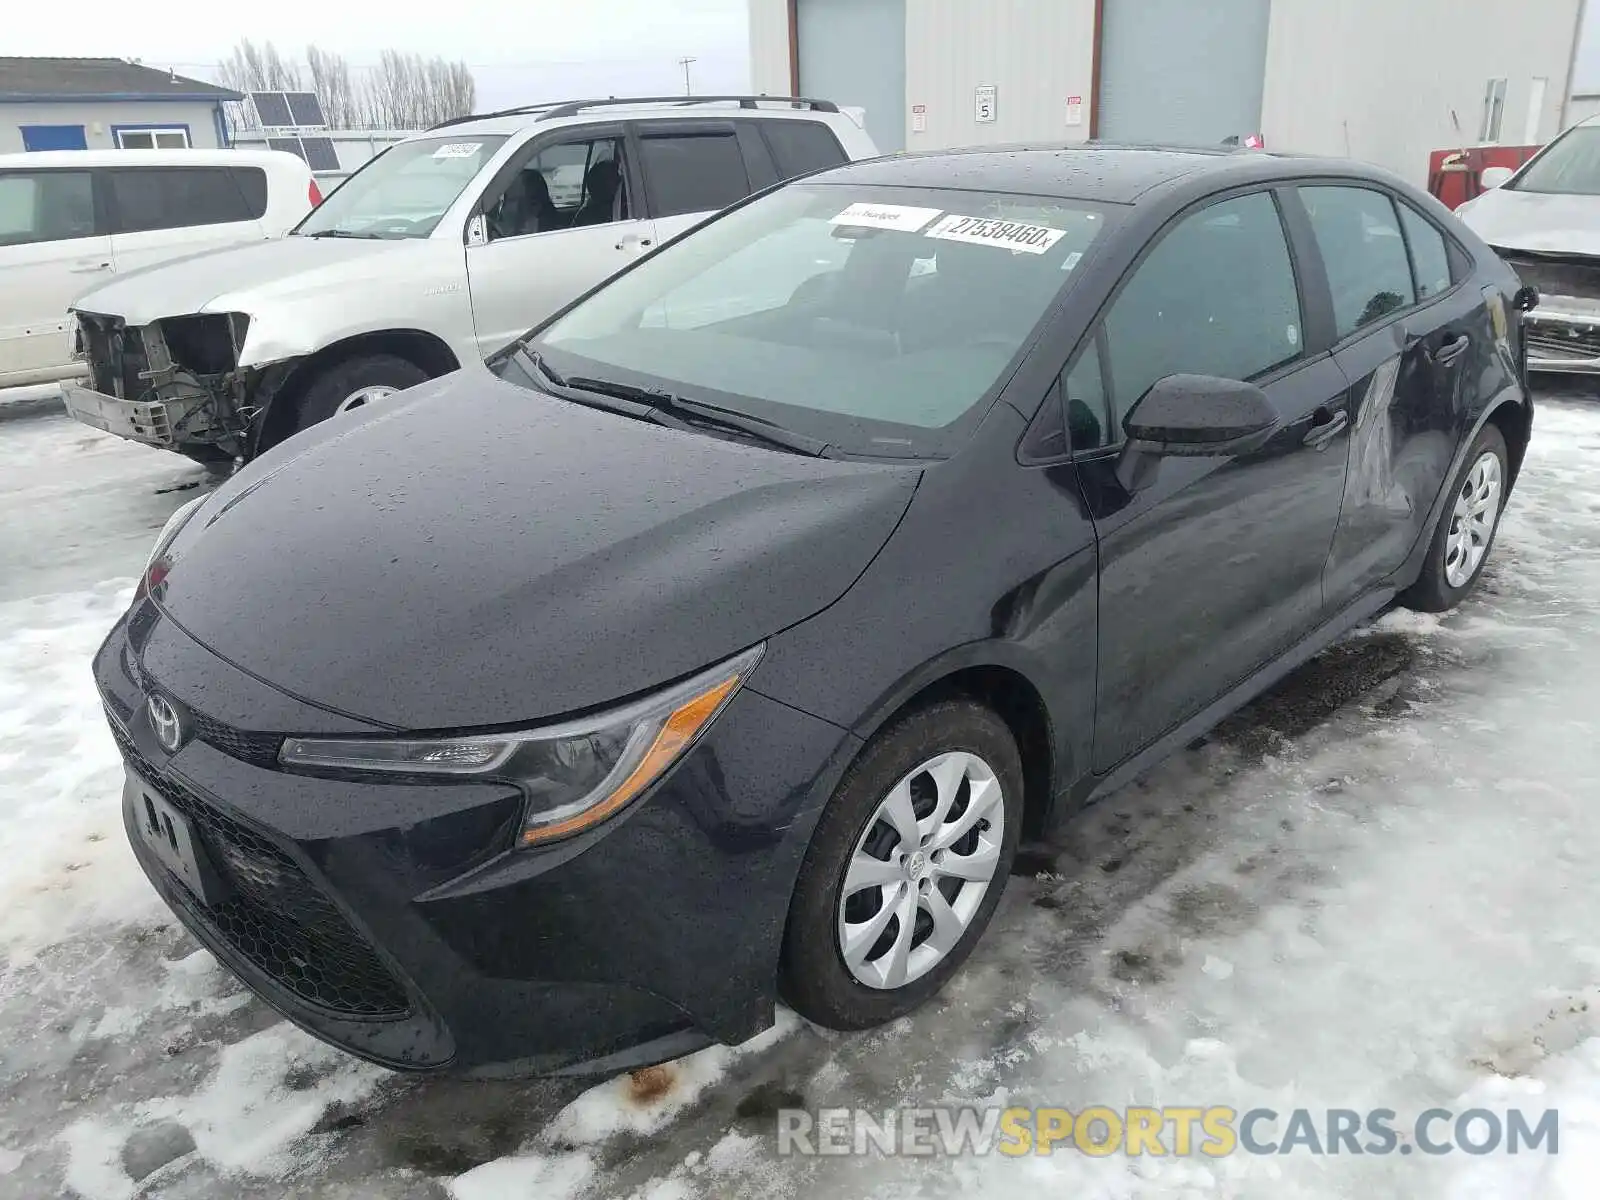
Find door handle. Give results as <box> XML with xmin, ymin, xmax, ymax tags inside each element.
<box><xmin>1432</xmin><ymin>333</ymin><xmax>1471</xmax><ymax>366</ymax></box>
<box><xmin>1302</xmin><ymin>407</ymin><xmax>1348</xmax><ymax>450</ymax></box>
<box><xmin>68</xmin><ymin>261</ymin><xmax>112</xmax><ymax>273</ymax></box>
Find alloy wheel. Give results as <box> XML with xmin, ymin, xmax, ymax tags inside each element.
<box><xmin>336</xmin><ymin>385</ymin><xmax>399</xmax><ymax>414</ymax></box>
<box><xmin>1443</xmin><ymin>450</ymin><xmax>1503</xmax><ymax>588</ymax></box>
<box><xmin>836</xmin><ymin>751</ymin><xmax>1006</xmax><ymax>990</ymax></box>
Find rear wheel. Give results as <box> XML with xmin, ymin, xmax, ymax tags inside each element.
<box><xmin>779</xmin><ymin>700</ymin><xmax>1022</xmax><ymax>1029</ymax></box>
<box><xmin>282</xmin><ymin>354</ymin><xmax>429</xmax><ymax>440</ymax></box>
<box><xmin>1400</xmin><ymin>423</ymin><xmax>1508</xmax><ymax>612</ymax></box>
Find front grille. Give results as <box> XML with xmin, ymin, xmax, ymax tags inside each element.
<box><xmin>1526</xmin><ymin>323</ymin><xmax>1600</xmax><ymax>360</ymax></box>
<box><xmin>1498</xmin><ymin>251</ymin><xmax>1600</xmax><ymax>301</ymax></box>
<box><xmin>110</xmin><ymin>718</ymin><xmax>410</xmax><ymax>1019</ymax></box>
<box><xmin>188</xmin><ymin>713</ymin><xmax>283</xmax><ymax>769</ymax></box>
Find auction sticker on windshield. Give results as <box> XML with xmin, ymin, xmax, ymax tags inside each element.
<box><xmin>925</xmin><ymin>214</ymin><xmax>1066</xmax><ymax>254</ymax></box>
<box><xmin>432</xmin><ymin>143</ymin><xmax>483</xmax><ymax>159</ymax></box>
<box><xmin>830</xmin><ymin>202</ymin><xmax>943</xmax><ymax>232</ymax></box>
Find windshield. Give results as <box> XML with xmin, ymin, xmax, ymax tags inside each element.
<box><xmin>1509</xmin><ymin>126</ymin><xmax>1600</xmax><ymax>195</ymax></box>
<box><xmin>295</xmin><ymin>135</ymin><xmax>508</xmax><ymax>239</ymax></box>
<box><xmin>514</xmin><ymin>183</ymin><xmax>1110</xmax><ymax>457</ymax></box>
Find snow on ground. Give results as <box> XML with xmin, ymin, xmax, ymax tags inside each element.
<box><xmin>2</xmin><ymin>396</ymin><xmax>1600</xmax><ymax>1199</ymax></box>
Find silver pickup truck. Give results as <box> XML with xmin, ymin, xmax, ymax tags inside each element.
<box><xmin>62</xmin><ymin>95</ymin><xmax>877</xmax><ymax>465</ymax></box>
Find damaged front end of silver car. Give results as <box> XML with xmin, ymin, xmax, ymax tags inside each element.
<box><xmin>63</xmin><ymin>312</ymin><xmax>291</xmax><ymax>466</ymax></box>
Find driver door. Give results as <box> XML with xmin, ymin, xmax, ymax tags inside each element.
<box><xmin>465</xmin><ymin>124</ymin><xmax>655</xmax><ymax>357</ymax></box>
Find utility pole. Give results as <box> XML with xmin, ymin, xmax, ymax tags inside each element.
<box><xmin>678</xmin><ymin>56</ymin><xmax>697</xmax><ymax>96</ymax></box>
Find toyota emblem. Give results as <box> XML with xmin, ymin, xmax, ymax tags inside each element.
<box><xmin>146</xmin><ymin>694</ymin><xmax>184</xmax><ymax>753</ymax></box>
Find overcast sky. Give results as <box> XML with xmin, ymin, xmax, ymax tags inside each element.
<box><xmin>11</xmin><ymin>1</ymin><xmax>1600</xmax><ymax>111</ymax></box>
<box><xmin>5</xmin><ymin>0</ymin><xmax>752</xmax><ymax>110</ymax></box>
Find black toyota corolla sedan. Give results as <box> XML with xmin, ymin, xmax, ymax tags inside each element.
<box><xmin>96</xmin><ymin>145</ymin><xmax>1534</xmax><ymax>1077</ymax></box>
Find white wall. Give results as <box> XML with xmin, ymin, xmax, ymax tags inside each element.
<box><xmin>750</xmin><ymin>0</ymin><xmax>794</xmax><ymax>95</ymax></box>
<box><xmin>904</xmin><ymin>0</ymin><xmax>1097</xmax><ymax>150</ymax></box>
<box><xmin>1568</xmin><ymin>91</ymin><xmax>1600</xmax><ymax>127</ymax></box>
<box><xmin>0</xmin><ymin>100</ymin><xmax>225</xmax><ymax>154</ymax></box>
<box><xmin>1259</xmin><ymin>0</ymin><xmax>1583</xmax><ymax>184</ymax></box>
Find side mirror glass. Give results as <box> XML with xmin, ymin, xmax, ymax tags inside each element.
<box><xmin>1114</xmin><ymin>374</ymin><xmax>1281</xmax><ymax>493</ymax></box>
<box><xmin>1479</xmin><ymin>166</ymin><xmax>1516</xmax><ymax>190</ymax></box>
<box><xmin>466</xmin><ymin>213</ymin><xmax>488</xmax><ymax>248</ymax></box>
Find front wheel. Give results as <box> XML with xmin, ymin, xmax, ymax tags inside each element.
<box><xmin>779</xmin><ymin>699</ymin><xmax>1022</xmax><ymax>1030</ymax></box>
<box><xmin>282</xmin><ymin>354</ymin><xmax>430</xmax><ymax>440</ymax></box>
<box><xmin>1400</xmin><ymin>423</ymin><xmax>1509</xmax><ymax>613</ymax></box>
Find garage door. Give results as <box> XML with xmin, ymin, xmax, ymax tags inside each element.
<box><xmin>1097</xmin><ymin>0</ymin><xmax>1271</xmax><ymax>147</ymax></box>
<box><xmin>797</xmin><ymin>0</ymin><xmax>906</xmax><ymax>153</ymax></box>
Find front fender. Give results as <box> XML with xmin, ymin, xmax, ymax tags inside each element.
<box><xmin>237</xmin><ymin>282</ymin><xmax>478</xmax><ymax>369</ymax></box>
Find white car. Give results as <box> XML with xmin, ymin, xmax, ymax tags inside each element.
<box><xmin>0</xmin><ymin>148</ymin><xmax>316</xmax><ymax>390</ymax></box>
<box><xmin>1455</xmin><ymin>117</ymin><xmax>1600</xmax><ymax>373</ymax></box>
<box><xmin>61</xmin><ymin>96</ymin><xmax>879</xmax><ymax>465</ymax></box>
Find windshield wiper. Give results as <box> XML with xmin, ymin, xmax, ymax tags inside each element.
<box><xmin>303</xmin><ymin>229</ymin><xmax>385</xmax><ymax>240</ymax></box>
<box><xmin>564</xmin><ymin>375</ymin><xmax>831</xmax><ymax>457</ymax></box>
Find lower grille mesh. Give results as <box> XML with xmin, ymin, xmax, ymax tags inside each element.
<box><xmin>111</xmin><ymin>718</ymin><xmax>410</xmax><ymax>1019</ymax></box>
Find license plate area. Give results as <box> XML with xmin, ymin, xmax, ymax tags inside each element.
<box><xmin>126</xmin><ymin>772</ymin><xmax>230</xmax><ymax>906</ymax></box>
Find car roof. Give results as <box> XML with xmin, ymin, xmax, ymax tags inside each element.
<box><xmin>0</xmin><ymin>148</ymin><xmax>306</xmax><ymax>170</ymax></box>
<box><xmin>425</xmin><ymin>102</ymin><xmax>858</xmax><ymax>139</ymax></box>
<box><xmin>812</xmin><ymin>143</ymin><xmax>1345</xmax><ymax>205</ymax></box>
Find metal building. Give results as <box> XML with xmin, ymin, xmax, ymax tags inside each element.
<box><xmin>749</xmin><ymin>0</ymin><xmax>1587</xmax><ymax>184</ymax></box>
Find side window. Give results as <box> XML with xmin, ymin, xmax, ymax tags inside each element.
<box><xmin>760</xmin><ymin>120</ymin><xmax>848</xmax><ymax>181</ymax></box>
<box><xmin>1098</xmin><ymin>192</ymin><xmax>1303</xmax><ymax>441</ymax></box>
<box><xmin>1300</xmin><ymin>186</ymin><xmax>1416</xmax><ymax>339</ymax></box>
<box><xmin>231</xmin><ymin>168</ymin><xmax>269</xmax><ymax>221</ymax></box>
<box><xmin>1063</xmin><ymin>339</ymin><xmax>1110</xmax><ymax>451</ymax></box>
<box><xmin>0</xmin><ymin>171</ymin><xmax>97</xmax><ymax>246</ymax></box>
<box><xmin>1397</xmin><ymin>202</ymin><xmax>1453</xmax><ymax>300</ymax></box>
<box><xmin>638</xmin><ymin>130</ymin><xmax>751</xmax><ymax>218</ymax></box>
<box><xmin>107</xmin><ymin>168</ymin><xmax>252</xmax><ymax>234</ymax></box>
<box><xmin>485</xmin><ymin>135</ymin><xmax>628</xmax><ymax>241</ymax></box>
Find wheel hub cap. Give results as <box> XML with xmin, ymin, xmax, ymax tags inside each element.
<box><xmin>1443</xmin><ymin>450</ymin><xmax>1503</xmax><ymax>589</ymax></box>
<box><xmin>336</xmin><ymin>384</ymin><xmax>399</xmax><ymax>414</ymax></box>
<box><xmin>836</xmin><ymin>750</ymin><xmax>1006</xmax><ymax>991</ymax></box>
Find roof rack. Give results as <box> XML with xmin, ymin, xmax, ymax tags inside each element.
<box><xmin>427</xmin><ymin>95</ymin><xmax>839</xmax><ymax>131</ymax></box>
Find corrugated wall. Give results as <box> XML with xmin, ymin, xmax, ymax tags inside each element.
<box><xmin>904</xmin><ymin>0</ymin><xmax>1097</xmax><ymax>151</ymax></box>
<box><xmin>749</xmin><ymin>0</ymin><xmax>794</xmax><ymax>95</ymax></box>
<box><xmin>1259</xmin><ymin>0</ymin><xmax>1584</xmax><ymax>184</ymax></box>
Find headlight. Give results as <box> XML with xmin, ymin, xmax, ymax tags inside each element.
<box><xmin>279</xmin><ymin>644</ymin><xmax>764</xmax><ymax>847</ymax></box>
<box><xmin>135</xmin><ymin>494</ymin><xmax>207</xmax><ymax>601</ymax></box>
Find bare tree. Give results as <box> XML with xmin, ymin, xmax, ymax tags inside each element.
<box><xmin>217</xmin><ymin>39</ymin><xmax>474</xmax><ymax>132</ymax></box>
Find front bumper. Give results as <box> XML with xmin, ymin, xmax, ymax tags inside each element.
<box><xmin>62</xmin><ymin>381</ymin><xmax>196</xmax><ymax>447</ymax></box>
<box><xmin>95</xmin><ymin>603</ymin><xmax>854</xmax><ymax>1075</ymax></box>
<box><xmin>1519</xmin><ymin>295</ymin><xmax>1600</xmax><ymax>373</ymax></box>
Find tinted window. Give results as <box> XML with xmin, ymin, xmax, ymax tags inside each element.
<box><xmin>1300</xmin><ymin>186</ymin><xmax>1416</xmax><ymax>339</ymax></box>
<box><xmin>1397</xmin><ymin>202</ymin><xmax>1452</xmax><ymax>300</ymax></box>
<box><xmin>639</xmin><ymin>131</ymin><xmax>751</xmax><ymax>218</ymax></box>
<box><xmin>108</xmin><ymin>167</ymin><xmax>252</xmax><ymax>234</ymax></box>
<box><xmin>1096</xmin><ymin>192</ymin><xmax>1302</xmax><ymax>445</ymax></box>
<box><xmin>231</xmin><ymin>167</ymin><xmax>269</xmax><ymax>220</ymax></box>
<box><xmin>0</xmin><ymin>171</ymin><xmax>97</xmax><ymax>246</ymax></box>
<box><xmin>761</xmin><ymin>120</ymin><xmax>848</xmax><ymax>181</ymax></box>
<box><xmin>1063</xmin><ymin>340</ymin><xmax>1110</xmax><ymax>451</ymax></box>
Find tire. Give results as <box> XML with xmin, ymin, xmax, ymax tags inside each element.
<box><xmin>1399</xmin><ymin>422</ymin><xmax>1509</xmax><ymax>613</ymax></box>
<box><xmin>779</xmin><ymin>699</ymin><xmax>1023</xmax><ymax>1030</ymax></box>
<box><xmin>283</xmin><ymin>354</ymin><xmax>430</xmax><ymax>439</ymax></box>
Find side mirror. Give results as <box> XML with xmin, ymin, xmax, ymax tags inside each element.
<box><xmin>1479</xmin><ymin>166</ymin><xmax>1516</xmax><ymax>190</ymax></box>
<box><xmin>466</xmin><ymin>213</ymin><xmax>488</xmax><ymax>248</ymax></box>
<box><xmin>1511</xmin><ymin>284</ymin><xmax>1540</xmax><ymax>313</ymax></box>
<box><xmin>1114</xmin><ymin>374</ymin><xmax>1281</xmax><ymax>493</ymax></box>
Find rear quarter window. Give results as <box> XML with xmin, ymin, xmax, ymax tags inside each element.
<box><xmin>760</xmin><ymin>120</ymin><xmax>849</xmax><ymax>181</ymax></box>
<box><xmin>230</xmin><ymin>167</ymin><xmax>269</xmax><ymax>220</ymax></box>
<box><xmin>107</xmin><ymin>167</ymin><xmax>254</xmax><ymax>234</ymax></box>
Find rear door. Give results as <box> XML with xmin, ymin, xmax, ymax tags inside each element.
<box><xmin>1073</xmin><ymin>188</ymin><xmax>1353</xmax><ymax>772</ymax></box>
<box><xmin>464</xmin><ymin>123</ymin><xmax>654</xmax><ymax>357</ymax></box>
<box><xmin>1301</xmin><ymin>184</ymin><xmax>1488</xmax><ymax>605</ymax></box>
<box><xmin>633</xmin><ymin>120</ymin><xmax>760</xmax><ymax>245</ymax></box>
<box><xmin>105</xmin><ymin>166</ymin><xmax>267</xmax><ymax>276</ymax></box>
<box><xmin>0</xmin><ymin>167</ymin><xmax>111</xmax><ymax>385</ymax></box>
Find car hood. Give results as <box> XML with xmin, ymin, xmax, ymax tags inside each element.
<box><xmin>154</xmin><ymin>368</ymin><xmax>920</xmax><ymax>730</ymax></box>
<box><xmin>71</xmin><ymin>236</ymin><xmax>432</xmax><ymax>325</ymax></box>
<box><xmin>1457</xmin><ymin>188</ymin><xmax>1600</xmax><ymax>256</ymax></box>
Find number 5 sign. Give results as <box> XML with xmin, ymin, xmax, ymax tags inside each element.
<box><xmin>975</xmin><ymin>84</ymin><xmax>997</xmax><ymax>124</ymax></box>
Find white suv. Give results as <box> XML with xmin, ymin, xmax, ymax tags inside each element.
<box><xmin>0</xmin><ymin>148</ymin><xmax>316</xmax><ymax>390</ymax></box>
<box><xmin>62</xmin><ymin>96</ymin><xmax>878</xmax><ymax>465</ymax></box>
